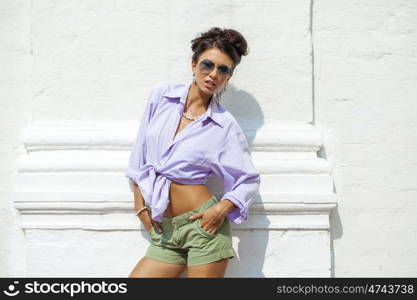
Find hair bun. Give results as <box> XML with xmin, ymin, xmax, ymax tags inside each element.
<box><xmin>190</xmin><ymin>27</ymin><xmax>249</xmax><ymax>68</ymax></box>
<box><xmin>223</xmin><ymin>29</ymin><xmax>249</xmax><ymax>56</ymax></box>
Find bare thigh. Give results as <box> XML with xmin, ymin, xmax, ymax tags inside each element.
<box><xmin>128</xmin><ymin>256</ymin><xmax>186</xmax><ymax>278</ymax></box>
<box><xmin>186</xmin><ymin>258</ymin><xmax>229</xmax><ymax>278</ymax></box>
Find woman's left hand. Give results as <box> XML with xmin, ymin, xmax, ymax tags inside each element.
<box><xmin>188</xmin><ymin>204</ymin><xmax>226</xmax><ymax>234</ymax></box>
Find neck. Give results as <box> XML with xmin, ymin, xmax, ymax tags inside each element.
<box><xmin>186</xmin><ymin>80</ymin><xmax>213</xmax><ymax>111</ymax></box>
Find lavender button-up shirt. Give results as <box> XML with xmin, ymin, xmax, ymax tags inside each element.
<box><xmin>125</xmin><ymin>81</ymin><xmax>260</xmax><ymax>224</ymax></box>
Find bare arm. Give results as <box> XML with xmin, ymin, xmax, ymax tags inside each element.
<box><xmin>216</xmin><ymin>199</ymin><xmax>238</xmax><ymax>217</ymax></box>
<box><xmin>130</xmin><ymin>179</ymin><xmax>164</xmax><ymax>232</ymax></box>
<box><xmin>130</xmin><ymin>179</ymin><xmax>145</xmax><ymax>211</ymax></box>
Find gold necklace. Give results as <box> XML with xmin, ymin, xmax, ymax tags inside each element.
<box><xmin>182</xmin><ymin>111</ymin><xmax>198</xmax><ymax>121</ymax></box>
<box><xmin>182</xmin><ymin>95</ymin><xmax>211</xmax><ymax>120</ymax></box>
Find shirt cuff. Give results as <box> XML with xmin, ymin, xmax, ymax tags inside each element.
<box><xmin>220</xmin><ymin>194</ymin><xmax>249</xmax><ymax>225</ymax></box>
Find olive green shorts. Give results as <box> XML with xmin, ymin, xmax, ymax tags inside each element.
<box><xmin>144</xmin><ymin>195</ymin><xmax>236</xmax><ymax>267</ymax></box>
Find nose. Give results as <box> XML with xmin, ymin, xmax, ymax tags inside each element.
<box><xmin>208</xmin><ymin>67</ymin><xmax>219</xmax><ymax>80</ymax></box>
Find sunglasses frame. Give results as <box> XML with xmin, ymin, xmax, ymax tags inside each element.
<box><xmin>198</xmin><ymin>59</ymin><xmax>234</xmax><ymax>77</ymax></box>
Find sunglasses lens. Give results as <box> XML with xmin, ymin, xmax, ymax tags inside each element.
<box><xmin>200</xmin><ymin>60</ymin><xmax>214</xmax><ymax>73</ymax></box>
<box><xmin>199</xmin><ymin>59</ymin><xmax>232</xmax><ymax>76</ymax></box>
<box><xmin>218</xmin><ymin>66</ymin><xmax>231</xmax><ymax>75</ymax></box>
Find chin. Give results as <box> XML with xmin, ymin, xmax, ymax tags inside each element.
<box><xmin>204</xmin><ymin>88</ymin><xmax>216</xmax><ymax>95</ymax></box>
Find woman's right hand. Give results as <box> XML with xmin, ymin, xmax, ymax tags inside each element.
<box><xmin>138</xmin><ymin>209</ymin><xmax>163</xmax><ymax>233</ymax></box>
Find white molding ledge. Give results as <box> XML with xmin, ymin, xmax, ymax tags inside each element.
<box><xmin>14</xmin><ymin>120</ymin><xmax>338</xmax><ymax>230</ymax></box>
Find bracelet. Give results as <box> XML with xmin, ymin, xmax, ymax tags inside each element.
<box><xmin>135</xmin><ymin>205</ymin><xmax>150</xmax><ymax>216</ymax></box>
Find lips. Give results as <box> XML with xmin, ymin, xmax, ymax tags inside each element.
<box><xmin>205</xmin><ymin>81</ymin><xmax>216</xmax><ymax>88</ymax></box>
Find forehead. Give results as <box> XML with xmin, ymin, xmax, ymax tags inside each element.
<box><xmin>199</xmin><ymin>47</ymin><xmax>233</xmax><ymax>66</ymax></box>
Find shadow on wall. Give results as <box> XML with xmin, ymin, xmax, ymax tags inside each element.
<box><xmin>318</xmin><ymin>145</ymin><xmax>341</xmax><ymax>278</ymax></box>
<box><xmin>221</xmin><ymin>83</ymin><xmax>268</xmax><ymax>277</ymax></box>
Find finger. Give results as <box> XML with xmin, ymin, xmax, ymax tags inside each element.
<box><xmin>209</xmin><ymin>227</ymin><xmax>218</xmax><ymax>234</ymax></box>
<box><xmin>202</xmin><ymin>223</ymin><xmax>214</xmax><ymax>232</ymax></box>
<box><xmin>189</xmin><ymin>212</ymin><xmax>203</xmax><ymax>220</ymax></box>
<box><xmin>200</xmin><ymin>217</ymin><xmax>215</xmax><ymax>228</ymax></box>
<box><xmin>204</xmin><ymin>226</ymin><xmax>214</xmax><ymax>234</ymax></box>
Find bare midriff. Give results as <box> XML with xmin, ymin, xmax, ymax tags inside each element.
<box><xmin>161</xmin><ymin>99</ymin><xmax>213</xmax><ymax>217</ymax></box>
<box><xmin>154</xmin><ymin>173</ymin><xmax>213</xmax><ymax>217</ymax></box>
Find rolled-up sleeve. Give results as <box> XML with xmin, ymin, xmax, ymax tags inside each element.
<box><xmin>125</xmin><ymin>86</ymin><xmax>160</xmax><ymax>190</ymax></box>
<box><xmin>210</xmin><ymin>129</ymin><xmax>261</xmax><ymax>224</ymax></box>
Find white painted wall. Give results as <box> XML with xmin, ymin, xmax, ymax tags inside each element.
<box><xmin>314</xmin><ymin>0</ymin><xmax>417</xmax><ymax>277</ymax></box>
<box><xmin>1</xmin><ymin>0</ymin><xmax>416</xmax><ymax>277</ymax></box>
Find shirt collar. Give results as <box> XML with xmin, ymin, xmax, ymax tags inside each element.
<box><xmin>162</xmin><ymin>82</ymin><xmax>225</xmax><ymax>128</ymax></box>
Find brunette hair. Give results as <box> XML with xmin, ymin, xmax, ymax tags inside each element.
<box><xmin>190</xmin><ymin>27</ymin><xmax>249</xmax><ymax>72</ymax></box>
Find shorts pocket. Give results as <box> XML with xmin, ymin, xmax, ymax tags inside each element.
<box><xmin>195</xmin><ymin>218</ymin><xmax>217</xmax><ymax>238</ymax></box>
<box><xmin>148</xmin><ymin>224</ymin><xmax>160</xmax><ymax>243</ymax></box>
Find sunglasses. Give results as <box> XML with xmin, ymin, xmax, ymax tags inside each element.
<box><xmin>198</xmin><ymin>59</ymin><xmax>233</xmax><ymax>76</ymax></box>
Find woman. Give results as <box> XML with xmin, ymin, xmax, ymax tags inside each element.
<box><xmin>126</xmin><ymin>27</ymin><xmax>260</xmax><ymax>278</ymax></box>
